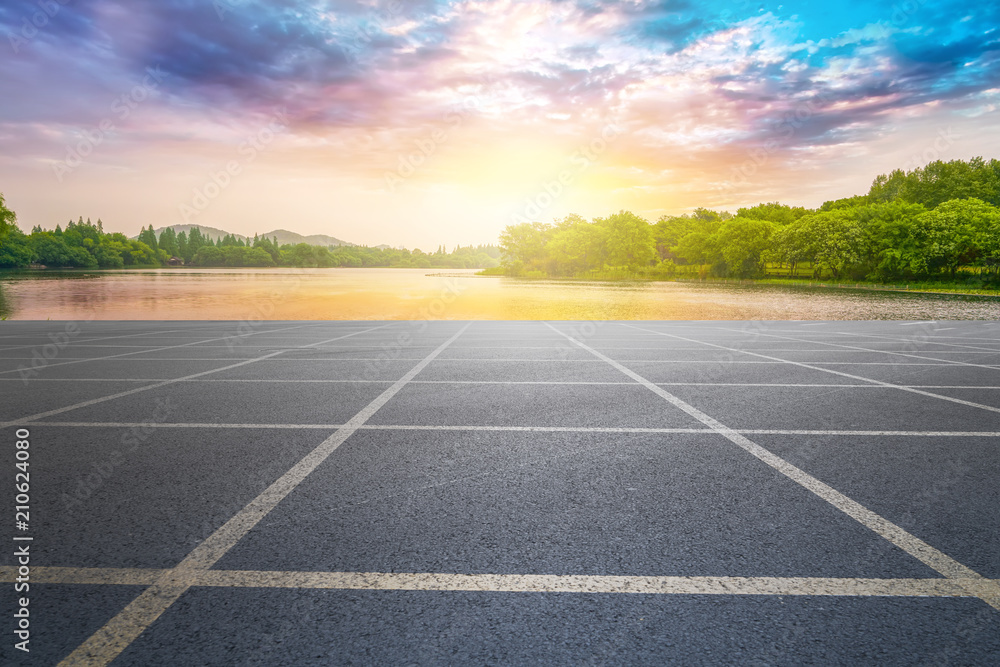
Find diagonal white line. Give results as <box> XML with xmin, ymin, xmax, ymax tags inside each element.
<box><xmin>0</xmin><ymin>322</ymin><xmax>327</xmax><ymax>377</ymax></box>
<box><xmin>0</xmin><ymin>324</ymin><xmax>395</xmax><ymax>429</ymax></box>
<box><xmin>825</xmin><ymin>329</ymin><xmax>1000</xmax><ymax>353</ymax></box>
<box><xmin>764</xmin><ymin>329</ymin><xmax>1000</xmax><ymax>345</ymax></box>
<box><xmin>58</xmin><ymin>323</ymin><xmax>472</xmax><ymax>667</ymax></box>
<box><xmin>0</xmin><ymin>324</ymin><xmax>223</xmax><ymax>351</ymax></box>
<box><xmin>545</xmin><ymin>322</ymin><xmax>1000</xmax><ymax>612</ymax></box>
<box><xmin>724</xmin><ymin>327</ymin><xmax>1000</xmax><ymax>371</ymax></box>
<box><xmin>635</xmin><ymin>324</ymin><xmax>1000</xmax><ymax>415</ymax></box>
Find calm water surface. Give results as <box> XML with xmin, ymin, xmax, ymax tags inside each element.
<box><xmin>1</xmin><ymin>268</ymin><xmax>998</xmax><ymax>320</ymax></box>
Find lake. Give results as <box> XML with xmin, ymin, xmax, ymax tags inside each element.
<box><xmin>1</xmin><ymin>268</ymin><xmax>998</xmax><ymax>320</ymax></box>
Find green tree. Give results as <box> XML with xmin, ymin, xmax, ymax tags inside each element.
<box><xmin>736</xmin><ymin>202</ymin><xmax>810</xmax><ymax>224</ymax></box>
<box><xmin>498</xmin><ymin>222</ymin><xmax>551</xmax><ymax>274</ymax></box>
<box><xmin>158</xmin><ymin>227</ymin><xmax>179</xmax><ymax>257</ymax></box>
<box><xmin>596</xmin><ymin>211</ymin><xmax>655</xmax><ymax>270</ymax></box>
<box><xmin>176</xmin><ymin>231</ymin><xmax>189</xmax><ymax>263</ymax></box>
<box><xmin>869</xmin><ymin>158</ymin><xmax>1000</xmax><ymax>209</ymax></box>
<box><xmin>252</xmin><ymin>235</ymin><xmax>281</xmax><ymax>264</ymax></box>
<box><xmin>917</xmin><ymin>198</ymin><xmax>1000</xmax><ymax>278</ymax></box>
<box><xmin>819</xmin><ymin>195</ymin><xmax>870</xmax><ymax>212</ymax></box>
<box><xmin>0</xmin><ymin>193</ymin><xmax>16</xmax><ymax>243</ymax></box>
<box><xmin>245</xmin><ymin>247</ymin><xmax>276</xmax><ymax>267</ymax></box>
<box><xmin>868</xmin><ymin>169</ymin><xmax>909</xmax><ymax>204</ymax></box>
<box><xmin>0</xmin><ymin>227</ymin><xmax>34</xmax><ymax>268</ymax></box>
<box><xmin>93</xmin><ymin>239</ymin><xmax>125</xmax><ymax>269</ymax></box>
<box><xmin>715</xmin><ymin>217</ymin><xmax>777</xmax><ymax>277</ymax></box>
<box><xmin>854</xmin><ymin>201</ymin><xmax>927</xmax><ymax>280</ymax></box>
<box><xmin>673</xmin><ymin>227</ymin><xmax>722</xmax><ymax>268</ymax></box>
<box><xmin>187</xmin><ymin>227</ymin><xmax>207</xmax><ymax>261</ymax></box>
<box><xmin>31</xmin><ymin>233</ymin><xmax>97</xmax><ymax>268</ymax></box>
<box><xmin>766</xmin><ymin>220</ymin><xmax>815</xmax><ymax>275</ymax></box>
<box><xmin>193</xmin><ymin>246</ymin><xmax>224</xmax><ymax>266</ymax></box>
<box><xmin>547</xmin><ymin>220</ymin><xmax>606</xmax><ymax>275</ymax></box>
<box><xmin>901</xmin><ymin>159</ymin><xmax>1000</xmax><ymax>209</ymax></box>
<box><xmin>138</xmin><ymin>224</ymin><xmax>158</xmax><ymax>251</ymax></box>
<box><xmin>795</xmin><ymin>209</ymin><xmax>869</xmax><ymax>279</ymax></box>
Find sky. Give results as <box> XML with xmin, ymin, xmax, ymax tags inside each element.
<box><xmin>0</xmin><ymin>0</ymin><xmax>997</xmax><ymax>248</ymax></box>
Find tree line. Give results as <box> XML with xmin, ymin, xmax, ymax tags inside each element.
<box><xmin>498</xmin><ymin>157</ymin><xmax>1000</xmax><ymax>284</ymax></box>
<box><xmin>0</xmin><ymin>203</ymin><xmax>500</xmax><ymax>270</ymax></box>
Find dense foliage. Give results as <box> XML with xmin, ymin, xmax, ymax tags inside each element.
<box><xmin>0</xmin><ymin>193</ymin><xmax>14</xmax><ymax>243</ymax></box>
<box><xmin>0</xmin><ymin>217</ymin><xmax>158</xmax><ymax>269</ymax></box>
<box><xmin>498</xmin><ymin>158</ymin><xmax>1000</xmax><ymax>284</ymax></box>
<box><xmin>0</xmin><ymin>207</ymin><xmax>500</xmax><ymax>270</ymax></box>
<box><xmin>183</xmin><ymin>232</ymin><xmax>500</xmax><ymax>269</ymax></box>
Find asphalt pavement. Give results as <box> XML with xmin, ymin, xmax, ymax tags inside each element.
<box><xmin>1</xmin><ymin>319</ymin><xmax>999</xmax><ymax>665</ymax></box>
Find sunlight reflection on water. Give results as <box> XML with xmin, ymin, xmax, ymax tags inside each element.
<box><xmin>1</xmin><ymin>268</ymin><xmax>998</xmax><ymax>320</ymax></box>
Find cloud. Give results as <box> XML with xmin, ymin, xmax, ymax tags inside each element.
<box><xmin>2</xmin><ymin>0</ymin><xmax>999</xmax><ymax>230</ymax></box>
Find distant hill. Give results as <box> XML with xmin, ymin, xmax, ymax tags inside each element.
<box><xmin>147</xmin><ymin>224</ymin><xmax>245</xmax><ymax>243</ymax></box>
<box><xmin>258</xmin><ymin>229</ymin><xmax>352</xmax><ymax>247</ymax></box>
<box><xmin>147</xmin><ymin>225</ymin><xmax>353</xmax><ymax>247</ymax></box>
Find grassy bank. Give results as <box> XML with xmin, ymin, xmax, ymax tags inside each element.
<box><xmin>476</xmin><ymin>267</ymin><xmax>1000</xmax><ymax>296</ymax></box>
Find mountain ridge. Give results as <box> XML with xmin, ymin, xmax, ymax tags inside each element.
<box><xmin>147</xmin><ymin>225</ymin><xmax>355</xmax><ymax>248</ymax></box>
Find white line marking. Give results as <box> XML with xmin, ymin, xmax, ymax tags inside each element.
<box><xmin>0</xmin><ymin>322</ymin><xmax>329</xmax><ymax>377</ymax></box>
<box><xmin>3</xmin><ymin>357</ymin><xmax>991</xmax><ymax>366</ymax></box>
<box><xmin>2</xmin><ymin>352</ymin><xmax>997</xmax><ymax>363</ymax></box>
<box><xmin>1</xmin><ymin>565</ymin><xmax>992</xmax><ymax>599</ymax></box>
<box><xmin>765</xmin><ymin>331</ymin><xmax>1000</xmax><ymax>370</ymax></box>
<box><xmin>825</xmin><ymin>330</ymin><xmax>1000</xmax><ymax>353</ymax></box>
<box><xmin>900</xmin><ymin>321</ymin><xmax>937</xmax><ymax>326</ymax></box>
<box><xmin>639</xmin><ymin>325</ymin><xmax>1000</xmax><ymax>415</ymax></box>
<box><xmin>2</xmin><ymin>349</ymin><xmax>999</xmax><ymax>360</ymax></box>
<box><xmin>0</xmin><ymin>325</ymin><xmax>394</xmax><ymax>429</ymax></box>
<box><xmin>9</xmin><ymin>378</ymin><xmax>1000</xmax><ymax>390</ymax></box>
<box><xmin>0</xmin><ymin>326</ymin><xmax>220</xmax><ymax>352</ymax></box>
<box><xmin>24</xmin><ymin>422</ymin><xmax>1000</xmax><ymax>437</ymax></box>
<box><xmin>58</xmin><ymin>324</ymin><xmax>471</xmax><ymax>667</ymax></box>
<box><xmin>547</xmin><ymin>322</ymin><xmax>999</xmax><ymax>611</ymax></box>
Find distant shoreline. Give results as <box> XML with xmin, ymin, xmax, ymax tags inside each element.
<box><xmin>0</xmin><ymin>265</ymin><xmax>485</xmax><ymax>273</ymax></box>
<box><xmin>3</xmin><ymin>266</ymin><xmax>997</xmax><ymax>298</ymax></box>
<box><xmin>473</xmin><ymin>270</ymin><xmax>1000</xmax><ymax>298</ymax></box>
